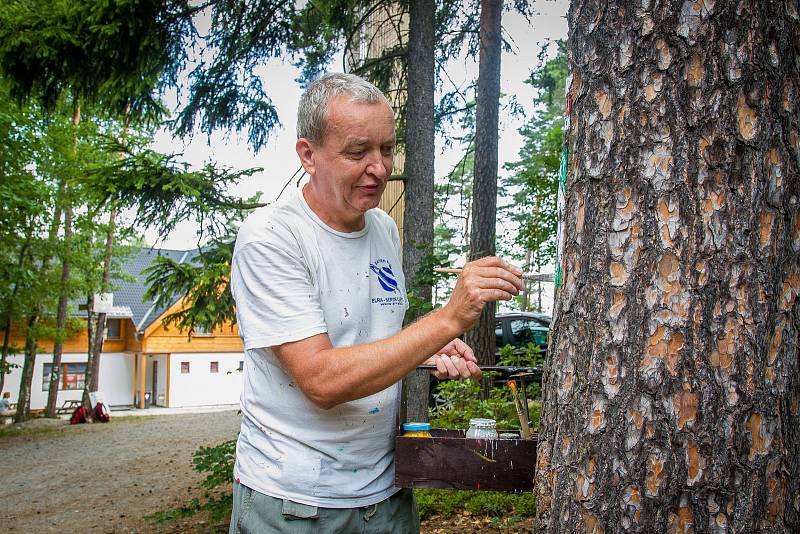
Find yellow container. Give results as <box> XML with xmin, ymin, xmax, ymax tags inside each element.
<box><xmin>402</xmin><ymin>422</ymin><xmax>432</xmax><ymax>438</ymax></box>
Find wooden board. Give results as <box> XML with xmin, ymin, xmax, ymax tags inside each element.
<box><xmin>395</xmin><ymin>429</ymin><xmax>537</xmax><ymax>492</ymax></box>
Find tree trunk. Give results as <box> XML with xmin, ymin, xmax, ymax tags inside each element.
<box><xmin>535</xmin><ymin>1</ymin><xmax>800</xmax><ymax>532</ymax></box>
<box><xmin>0</xmin><ymin>225</ymin><xmax>33</xmax><ymax>394</ymax></box>
<box><xmin>45</xmin><ymin>202</ymin><xmax>72</xmax><ymax>417</ymax></box>
<box><xmin>521</xmin><ymin>248</ymin><xmax>532</xmax><ymax>311</ymax></box>
<box><xmin>14</xmin><ymin>315</ymin><xmax>38</xmax><ymax>423</ymax></box>
<box><xmin>13</xmin><ymin>167</ymin><xmax>67</xmax><ymax>421</ymax></box>
<box><xmin>84</xmin><ymin>206</ymin><xmax>116</xmax><ymax>407</ymax></box>
<box><xmin>464</xmin><ymin>0</ymin><xmax>502</xmax><ymax>367</ymax></box>
<box><xmin>401</xmin><ymin>0</ymin><xmax>436</xmax><ymax>422</ymax></box>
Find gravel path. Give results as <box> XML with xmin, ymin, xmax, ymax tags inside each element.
<box><xmin>0</xmin><ymin>411</ymin><xmax>241</xmax><ymax>533</ymax></box>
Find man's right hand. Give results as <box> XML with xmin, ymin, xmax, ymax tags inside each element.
<box><xmin>441</xmin><ymin>257</ymin><xmax>524</xmax><ymax>332</ymax></box>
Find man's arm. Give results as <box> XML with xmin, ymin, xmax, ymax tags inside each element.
<box><xmin>272</xmin><ymin>256</ymin><xmax>523</xmax><ymax>409</ymax></box>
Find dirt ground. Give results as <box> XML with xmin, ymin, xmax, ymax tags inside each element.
<box><xmin>0</xmin><ymin>411</ymin><xmax>241</xmax><ymax>533</ymax></box>
<box><xmin>0</xmin><ymin>411</ymin><xmax>533</xmax><ymax>533</ymax></box>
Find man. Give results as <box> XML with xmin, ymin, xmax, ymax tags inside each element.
<box><xmin>0</xmin><ymin>392</ymin><xmax>14</xmax><ymax>416</ymax></box>
<box><xmin>229</xmin><ymin>73</ymin><xmax>523</xmax><ymax>533</ymax></box>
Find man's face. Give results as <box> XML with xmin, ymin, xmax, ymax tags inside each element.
<box><xmin>297</xmin><ymin>96</ymin><xmax>395</xmax><ymax>230</ymax></box>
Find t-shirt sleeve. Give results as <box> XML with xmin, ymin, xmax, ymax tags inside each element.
<box><xmin>230</xmin><ymin>234</ymin><xmax>327</xmax><ymax>350</ymax></box>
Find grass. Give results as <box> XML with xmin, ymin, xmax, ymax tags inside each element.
<box><xmin>0</xmin><ymin>421</ymin><xmax>64</xmax><ymax>440</ymax></box>
<box><xmin>415</xmin><ymin>488</ymin><xmax>535</xmax><ymax>520</ymax></box>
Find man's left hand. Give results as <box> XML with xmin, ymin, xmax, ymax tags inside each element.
<box><xmin>423</xmin><ymin>339</ymin><xmax>482</xmax><ymax>380</ymax></box>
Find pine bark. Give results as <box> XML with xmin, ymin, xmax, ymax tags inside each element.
<box><xmin>535</xmin><ymin>1</ymin><xmax>800</xmax><ymax>532</ymax></box>
<box><xmin>46</xmin><ymin>203</ymin><xmax>72</xmax><ymax>417</ymax></box>
<box><xmin>464</xmin><ymin>0</ymin><xmax>502</xmax><ymax>366</ymax></box>
<box><xmin>401</xmin><ymin>0</ymin><xmax>436</xmax><ymax>421</ymax></box>
<box><xmin>84</xmin><ymin>206</ymin><xmax>116</xmax><ymax>407</ymax></box>
<box><xmin>14</xmin><ymin>315</ymin><xmax>38</xmax><ymax>423</ymax></box>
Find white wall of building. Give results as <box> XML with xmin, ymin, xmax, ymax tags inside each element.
<box><xmin>168</xmin><ymin>352</ymin><xmax>243</xmax><ymax>408</ymax></box>
<box><xmin>3</xmin><ymin>352</ymin><xmax>133</xmax><ymax>409</ymax></box>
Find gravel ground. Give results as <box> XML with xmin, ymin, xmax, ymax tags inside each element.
<box><xmin>0</xmin><ymin>411</ymin><xmax>534</xmax><ymax>533</ymax></box>
<box><xmin>0</xmin><ymin>411</ymin><xmax>241</xmax><ymax>533</ymax></box>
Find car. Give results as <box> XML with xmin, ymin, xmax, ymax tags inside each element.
<box><xmin>494</xmin><ymin>312</ymin><xmax>550</xmax><ymax>360</ymax></box>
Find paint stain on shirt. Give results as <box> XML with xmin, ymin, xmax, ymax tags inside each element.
<box><xmin>369</xmin><ymin>407</ymin><xmax>380</xmax><ymax>414</ymax></box>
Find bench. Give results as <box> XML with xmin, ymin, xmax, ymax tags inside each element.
<box><xmin>56</xmin><ymin>399</ymin><xmax>82</xmax><ymax>415</ymax></box>
<box><xmin>1</xmin><ymin>403</ymin><xmax>16</xmax><ymax>425</ymax></box>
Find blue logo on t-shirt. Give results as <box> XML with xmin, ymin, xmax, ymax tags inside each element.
<box><xmin>370</xmin><ymin>262</ymin><xmax>399</xmax><ymax>293</ymax></box>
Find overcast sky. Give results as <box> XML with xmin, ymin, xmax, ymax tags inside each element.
<box><xmin>143</xmin><ymin>1</ymin><xmax>569</xmax><ymax>249</ymax></box>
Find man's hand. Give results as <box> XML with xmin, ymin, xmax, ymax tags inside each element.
<box><xmin>441</xmin><ymin>257</ymin><xmax>524</xmax><ymax>332</ymax></box>
<box><xmin>423</xmin><ymin>338</ymin><xmax>482</xmax><ymax>380</ymax></box>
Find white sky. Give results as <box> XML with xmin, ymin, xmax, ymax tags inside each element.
<box><xmin>144</xmin><ymin>2</ymin><xmax>569</xmax><ymax>250</ymax></box>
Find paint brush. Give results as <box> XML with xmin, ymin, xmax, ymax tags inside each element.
<box><xmin>507</xmin><ymin>380</ymin><xmax>533</xmax><ymax>440</ymax></box>
<box><xmin>433</xmin><ymin>267</ymin><xmax>554</xmax><ymax>282</ymax></box>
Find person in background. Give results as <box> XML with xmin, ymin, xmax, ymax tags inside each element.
<box><xmin>0</xmin><ymin>392</ymin><xmax>14</xmax><ymax>416</ymax></box>
<box><xmin>228</xmin><ymin>72</ymin><xmax>523</xmax><ymax>533</ymax></box>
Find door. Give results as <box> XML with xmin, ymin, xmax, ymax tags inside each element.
<box><xmin>151</xmin><ymin>361</ymin><xmax>158</xmax><ymax>406</ymax></box>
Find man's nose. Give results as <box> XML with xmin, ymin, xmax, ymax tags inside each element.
<box><xmin>365</xmin><ymin>151</ymin><xmax>390</xmax><ymax>178</ymax></box>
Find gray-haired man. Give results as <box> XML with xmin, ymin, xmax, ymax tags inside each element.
<box><xmin>229</xmin><ymin>73</ymin><xmax>523</xmax><ymax>533</ymax></box>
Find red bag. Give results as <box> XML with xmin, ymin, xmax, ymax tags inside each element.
<box><xmin>70</xmin><ymin>406</ymin><xmax>90</xmax><ymax>424</ymax></box>
<box><xmin>93</xmin><ymin>402</ymin><xmax>110</xmax><ymax>423</ymax></box>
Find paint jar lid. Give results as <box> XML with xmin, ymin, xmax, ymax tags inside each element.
<box><xmin>468</xmin><ymin>418</ymin><xmax>496</xmax><ymax>428</ymax></box>
<box><xmin>402</xmin><ymin>422</ymin><xmax>432</xmax><ymax>431</ymax></box>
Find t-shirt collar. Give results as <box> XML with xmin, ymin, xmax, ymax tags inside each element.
<box><xmin>297</xmin><ymin>187</ymin><xmax>370</xmax><ymax>239</ymax></box>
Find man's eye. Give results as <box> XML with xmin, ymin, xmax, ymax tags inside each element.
<box><xmin>381</xmin><ymin>147</ymin><xmax>394</xmax><ymax>157</ymax></box>
<box><xmin>348</xmin><ymin>151</ymin><xmax>365</xmax><ymax>159</ymax></box>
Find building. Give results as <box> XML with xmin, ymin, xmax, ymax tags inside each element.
<box><xmin>2</xmin><ymin>248</ymin><xmax>244</xmax><ymax>410</ymax></box>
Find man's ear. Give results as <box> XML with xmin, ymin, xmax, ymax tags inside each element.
<box><xmin>296</xmin><ymin>138</ymin><xmax>316</xmax><ymax>175</ymax></box>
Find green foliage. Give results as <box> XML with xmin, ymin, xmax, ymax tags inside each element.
<box><xmin>415</xmin><ymin>488</ymin><xmax>535</xmax><ymax>519</ymax></box>
<box><xmin>143</xmin><ymin>238</ymin><xmax>237</xmax><ymax>334</ymax></box>
<box><xmin>430</xmin><ymin>343</ymin><xmax>542</xmax><ymax>432</ymax></box>
<box><xmin>192</xmin><ymin>439</ymin><xmax>237</xmax><ymax>491</ymax></box>
<box><xmin>148</xmin><ymin>436</ymin><xmax>237</xmax><ymax>525</ymax></box>
<box><xmin>86</xmin><ymin>135</ymin><xmax>264</xmax><ymax>239</ymax></box>
<box><xmin>0</xmin><ymin>0</ymin><xmax>188</xmax><ymax>120</ymax></box>
<box><xmin>498</xmin><ymin>41</ymin><xmax>567</xmax><ymax>310</ymax></box>
<box><xmin>497</xmin><ymin>342</ymin><xmax>545</xmax><ymax>368</ymax></box>
<box><xmin>405</xmin><ymin>245</ymin><xmax>452</xmax><ymax>321</ymax></box>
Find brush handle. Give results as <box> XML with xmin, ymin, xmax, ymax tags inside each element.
<box><xmin>433</xmin><ymin>268</ymin><xmax>554</xmax><ymax>282</ymax></box>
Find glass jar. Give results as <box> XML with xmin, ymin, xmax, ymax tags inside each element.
<box><xmin>466</xmin><ymin>418</ymin><xmax>498</xmax><ymax>439</ymax></box>
<box><xmin>402</xmin><ymin>422</ymin><xmax>432</xmax><ymax>438</ymax></box>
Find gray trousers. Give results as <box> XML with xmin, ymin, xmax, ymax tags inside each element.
<box><xmin>229</xmin><ymin>481</ymin><xmax>420</xmax><ymax>534</ymax></box>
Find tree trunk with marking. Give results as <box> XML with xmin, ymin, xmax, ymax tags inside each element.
<box><xmin>401</xmin><ymin>0</ymin><xmax>436</xmax><ymax>423</ymax></box>
<box><xmin>535</xmin><ymin>1</ymin><xmax>800</xmax><ymax>532</ymax></box>
<box><xmin>464</xmin><ymin>0</ymin><xmax>502</xmax><ymax>367</ymax></box>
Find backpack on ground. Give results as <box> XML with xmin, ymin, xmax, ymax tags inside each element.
<box><xmin>70</xmin><ymin>405</ymin><xmax>90</xmax><ymax>424</ymax></box>
<box><xmin>93</xmin><ymin>402</ymin><xmax>110</xmax><ymax>423</ymax></box>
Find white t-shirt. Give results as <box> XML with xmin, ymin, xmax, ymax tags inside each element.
<box><xmin>230</xmin><ymin>188</ymin><xmax>408</xmax><ymax>508</ymax></box>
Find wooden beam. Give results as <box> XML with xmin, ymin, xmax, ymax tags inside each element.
<box><xmin>139</xmin><ymin>353</ymin><xmax>146</xmax><ymax>409</ymax></box>
<box><xmin>166</xmin><ymin>353</ymin><xmax>171</xmax><ymax>408</ymax></box>
<box><xmin>132</xmin><ymin>353</ymin><xmax>138</xmax><ymax>406</ymax></box>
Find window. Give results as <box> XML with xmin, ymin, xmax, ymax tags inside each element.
<box><xmin>193</xmin><ymin>324</ymin><xmax>213</xmax><ymax>336</ymax></box>
<box><xmin>210</xmin><ymin>361</ymin><xmax>219</xmax><ymax>373</ymax></box>
<box><xmin>42</xmin><ymin>363</ymin><xmax>86</xmax><ymax>391</ymax></box>
<box><xmin>238</xmin><ymin>360</ymin><xmax>244</xmax><ymax>371</ymax></box>
<box><xmin>509</xmin><ymin>319</ymin><xmax>547</xmax><ymax>347</ymax></box>
<box><xmin>181</xmin><ymin>362</ymin><xmax>190</xmax><ymax>374</ymax></box>
<box><xmin>105</xmin><ymin>318</ymin><xmax>121</xmax><ymax>339</ymax></box>
<box><xmin>495</xmin><ymin>321</ymin><xmax>505</xmax><ymax>348</ymax></box>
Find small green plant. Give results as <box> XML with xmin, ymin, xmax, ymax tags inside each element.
<box><xmin>429</xmin><ymin>344</ymin><xmax>543</xmax><ymax>432</ymax></box>
<box><xmin>147</xmin><ymin>438</ymin><xmax>237</xmax><ymax>525</ymax></box>
<box><xmin>415</xmin><ymin>489</ymin><xmax>535</xmax><ymax>520</ymax></box>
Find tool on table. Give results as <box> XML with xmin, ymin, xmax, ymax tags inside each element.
<box><xmin>417</xmin><ymin>364</ymin><xmax>541</xmax><ymax>376</ymax></box>
<box><xmin>433</xmin><ymin>267</ymin><xmax>554</xmax><ymax>282</ymax></box>
<box><xmin>507</xmin><ymin>379</ymin><xmax>533</xmax><ymax>440</ymax></box>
